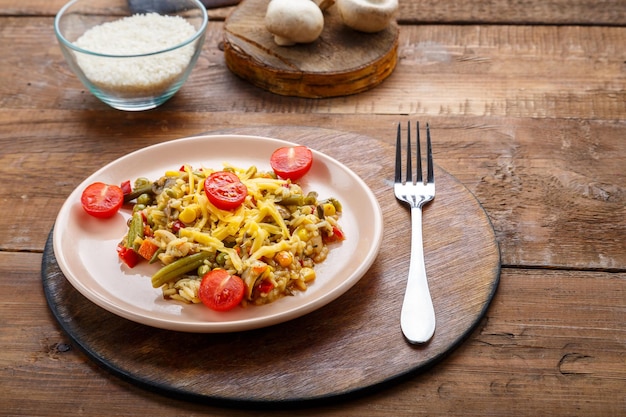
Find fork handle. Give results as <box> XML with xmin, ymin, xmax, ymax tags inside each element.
<box><xmin>400</xmin><ymin>206</ymin><xmax>436</xmax><ymax>344</ymax></box>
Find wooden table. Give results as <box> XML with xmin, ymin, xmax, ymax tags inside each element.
<box><xmin>1</xmin><ymin>0</ymin><xmax>625</xmax><ymax>415</ymax></box>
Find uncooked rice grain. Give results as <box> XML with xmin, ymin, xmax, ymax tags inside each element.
<box><xmin>74</xmin><ymin>13</ymin><xmax>197</xmax><ymax>95</ymax></box>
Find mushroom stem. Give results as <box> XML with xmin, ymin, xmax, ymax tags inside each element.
<box><xmin>314</xmin><ymin>0</ymin><xmax>336</xmax><ymax>11</ymax></box>
<box><xmin>273</xmin><ymin>35</ymin><xmax>297</xmax><ymax>46</ymax></box>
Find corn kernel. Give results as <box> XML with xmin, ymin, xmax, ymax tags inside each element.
<box><xmin>322</xmin><ymin>203</ymin><xmax>336</xmax><ymax>217</ymax></box>
<box><xmin>179</xmin><ymin>206</ymin><xmax>197</xmax><ymax>223</ymax></box>
<box><xmin>294</xmin><ymin>279</ymin><xmax>307</xmax><ymax>291</ymax></box>
<box><xmin>296</xmin><ymin>227</ymin><xmax>309</xmax><ymax>241</ymax></box>
<box><xmin>274</xmin><ymin>251</ymin><xmax>293</xmax><ymax>267</ymax></box>
<box><xmin>300</xmin><ymin>267</ymin><xmax>316</xmax><ymax>282</ymax></box>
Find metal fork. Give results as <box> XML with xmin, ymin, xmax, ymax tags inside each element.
<box><xmin>394</xmin><ymin>121</ymin><xmax>436</xmax><ymax>344</ymax></box>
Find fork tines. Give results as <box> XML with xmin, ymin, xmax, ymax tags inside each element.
<box><xmin>396</xmin><ymin>121</ymin><xmax>432</xmax><ymax>185</ymax></box>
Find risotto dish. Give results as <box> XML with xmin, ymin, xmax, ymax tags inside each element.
<box><xmin>117</xmin><ymin>159</ymin><xmax>345</xmax><ymax>311</ymax></box>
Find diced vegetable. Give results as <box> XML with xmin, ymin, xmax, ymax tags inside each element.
<box><xmin>137</xmin><ymin>239</ymin><xmax>159</xmax><ymax>261</ymax></box>
<box><xmin>117</xmin><ymin>243</ymin><xmax>140</xmax><ymax>268</ymax></box>
<box><xmin>151</xmin><ymin>251</ymin><xmax>212</xmax><ymax>288</ymax></box>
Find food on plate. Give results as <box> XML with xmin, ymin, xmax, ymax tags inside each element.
<box><xmin>118</xmin><ymin>154</ymin><xmax>345</xmax><ymax>312</ymax></box>
<box><xmin>270</xmin><ymin>146</ymin><xmax>313</xmax><ymax>181</ymax></box>
<box><xmin>204</xmin><ymin>171</ymin><xmax>248</xmax><ymax>210</ymax></box>
<box><xmin>265</xmin><ymin>0</ymin><xmax>325</xmax><ymax>46</ymax></box>
<box><xmin>80</xmin><ymin>182</ymin><xmax>124</xmax><ymax>219</ymax></box>
<box><xmin>198</xmin><ymin>269</ymin><xmax>245</xmax><ymax>312</ymax></box>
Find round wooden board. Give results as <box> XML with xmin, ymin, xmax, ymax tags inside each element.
<box><xmin>223</xmin><ymin>0</ymin><xmax>399</xmax><ymax>98</ymax></box>
<box><xmin>42</xmin><ymin>127</ymin><xmax>500</xmax><ymax>407</ymax></box>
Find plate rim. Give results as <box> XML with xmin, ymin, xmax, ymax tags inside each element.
<box><xmin>52</xmin><ymin>133</ymin><xmax>384</xmax><ymax>332</ymax></box>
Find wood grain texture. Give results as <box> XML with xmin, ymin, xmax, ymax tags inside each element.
<box><xmin>2</xmin><ymin>112</ymin><xmax>624</xmax><ymax>271</ymax></box>
<box><xmin>40</xmin><ymin>127</ymin><xmax>500</xmax><ymax>404</ymax></box>
<box><xmin>1</xmin><ymin>0</ymin><xmax>625</xmax><ymax>414</ymax></box>
<box><xmin>2</xmin><ymin>0</ymin><xmax>625</xmax><ymax>25</ymax></box>
<box><xmin>1</xmin><ymin>19</ymin><xmax>624</xmax><ymax>119</ymax></box>
<box><xmin>223</xmin><ymin>0</ymin><xmax>399</xmax><ymax>97</ymax></box>
<box><xmin>3</xmin><ymin>253</ymin><xmax>624</xmax><ymax>416</ymax></box>
<box><xmin>0</xmin><ymin>0</ymin><xmax>236</xmax><ymax>20</ymax></box>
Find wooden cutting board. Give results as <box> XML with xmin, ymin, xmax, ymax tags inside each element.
<box><xmin>42</xmin><ymin>126</ymin><xmax>500</xmax><ymax>406</ymax></box>
<box><xmin>223</xmin><ymin>0</ymin><xmax>399</xmax><ymax>97</ymax></box>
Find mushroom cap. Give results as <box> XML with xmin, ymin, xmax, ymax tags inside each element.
<box><xmin>336</xmin><ymin>0</ymin><xmax>399</xmax><ymax>33</ymax></box>
<box><xmin>265</xmin><ymin>0</ymin><xmax>325</xmax><ymax>45</ymax></box>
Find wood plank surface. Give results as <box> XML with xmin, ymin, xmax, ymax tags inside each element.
<box><xmin>1</xmin><ymin>19</ymin><xmax>625</xmax><ymax>119</ymax></box>
<box><xmin>1</xmin><ymin>0</ymin><xmax>626</xmax><ymax>25</ymax></box>
<box><xmin>2</xmin><ymin>112</ymin><xmax>624</xmax><ymax>271</ymax></box>
<box><xmin>1</xmin><ymin>0</ymin><xmax>625</xmax><ymax>415</ymax></box>
<box><xmin>40</xmin><ymin>128</ymin><xmax>500</xmax><ymax>403</ymax></box>
<box><xmin>3</xmin><ymin>251</ymin><xmax>624</xmax><ymax>415</ymax></box>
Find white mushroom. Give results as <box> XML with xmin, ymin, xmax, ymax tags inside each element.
<box><xmin>313</xmin><ymin>0</ymin><xmax>336</xmax><ymax>11</ymax></box>
<box><xmin>336</xmin><ymin>0</ymin><xmax>398</xmax><ymax>33</ymax></box>
<box><xmin>265</xmin><ymin>0</ymin><xmax>325</xmax><ymax>46</ymax></box>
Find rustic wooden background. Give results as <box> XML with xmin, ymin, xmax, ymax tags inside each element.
<box><xmin>0</xmin><ymin>0</ymin><xmax>625</xmax><ymax>415</ymax></box>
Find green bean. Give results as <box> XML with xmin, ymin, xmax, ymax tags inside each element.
<box><xmin>316</xmin><ymin>204</ymin><xmax>325</xmax><ymax>219</ymax></box>
<box><xmin>304</xmin><ymin>191</ymin><xmax>318</xmax><ymax>205</ymax></box>
<box><xmin>151</xmin><ymin>251</ymin><xmax>211</xmax><ymax>288</ymax></box>
<box><xmin>148</xmin><ymin>247</ymin><xmax>164</xmax><ymax>264</ymax></box>
<box><xmin>123</xmin><ymin>184</ymin><xmax>154</xmax><ymax>203</ymax></box>
<box><xmin>127</xmin><ymin>212</ymin><xmax>144</xmax><ymax>250</ymax></box>
<box><xmin>279</xmin><ymin>194</ymin><xmax>304</xmax><ymax>206</ymax></box>
<box><xmin>320</xmin><ymin>197</ymin><xmax>343</xmax><ymax>213</ymax></box>
<box><xmin>329</xmin><ymin>197</ymin><xmax>342</xmax><ymax>213</ymax></box>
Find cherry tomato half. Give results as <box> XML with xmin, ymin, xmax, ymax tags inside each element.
<box><xmin>80</xmin><ymin>182</ymin><xmax>124</xmax><ymax>219</ymax></box>
<box><xmin>204</xmin><ymin>171</ymin><xmax>248</xmax><ymax>210</ymax></box>
<box><xmin>270</xmin><ymin>146</ymin><xmax>313</xmax><ymax>181</ymax></box>
<box><xmin>198</xmin><ymin>269</ymin><xmax>245</xmax><ymax>312</ymax></box>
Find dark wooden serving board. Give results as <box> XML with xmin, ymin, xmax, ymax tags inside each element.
<box><xmin>42</xmin><ymin>127</ymin><xmax>500</xmax><ymax>406</ymax></box>
<box><xmin>222</xmin><ymin>0</ymin><xmax>399</xmax><ymax>98</ymax></box>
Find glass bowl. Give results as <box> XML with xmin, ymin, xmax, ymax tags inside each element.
<box><xmin>55</xmin><ymin>0</ymin><xmax>208</xmax><ymax>111</ymax></box>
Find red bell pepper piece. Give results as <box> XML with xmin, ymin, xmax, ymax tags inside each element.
<box><xmin>117</xmin><ymin>243</ymin><xmax>140</xmax><ymax>268</ymax></box>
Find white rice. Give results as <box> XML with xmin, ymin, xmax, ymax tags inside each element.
<box><xmin>74</xmin><ymin>13</ymin><xmax>197</xmax><ymax>95</ymax></box>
